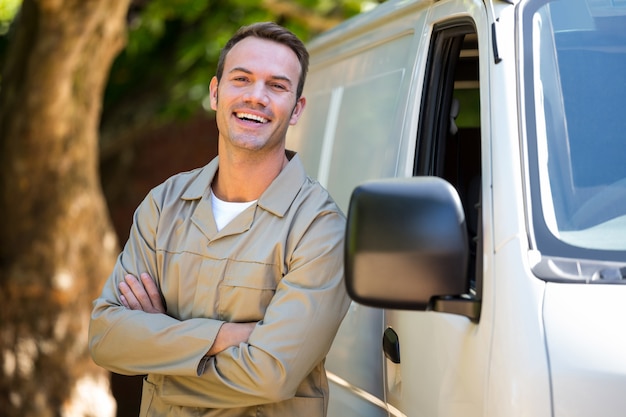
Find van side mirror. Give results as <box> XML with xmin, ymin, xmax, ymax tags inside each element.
<box><xmin>345</xmin><ymin>177</ymin><xmax>479</xmax><ymax>320</ymax></box>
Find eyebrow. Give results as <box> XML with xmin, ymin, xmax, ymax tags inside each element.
<box><xmin>229</xmin><ymin>66</ymin><xmax>293</xmax><ymax>87</ymax></box>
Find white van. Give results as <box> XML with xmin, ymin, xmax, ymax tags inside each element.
<box><xmin>287</xmin><ymin>0</ymin><xmax>626</xmax><ymax>416</ymax></box>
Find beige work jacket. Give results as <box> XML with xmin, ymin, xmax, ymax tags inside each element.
<box><xmin>89</xmin><ymin>152</ymin><xmax>350</xmax><ymax>416</ymax></box>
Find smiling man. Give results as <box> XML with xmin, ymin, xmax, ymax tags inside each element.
<box><xmin>89</xmin><ymin>22</ymin><xmax>350</xmax><ymax>417</ymax></box>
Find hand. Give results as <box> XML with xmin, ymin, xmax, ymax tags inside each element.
<box><xmin>206</xmin><ymin>322</ymin><xmax>257</xmax><ymax>356</ymax></box>
<box><xmin>119</xmin><ymin>272</ymin><xmax>166</xmax><ymax>314</ymax></box>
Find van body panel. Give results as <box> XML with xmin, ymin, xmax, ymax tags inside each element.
<box><xmin>544</xmin><ymin>284</ymin><xmax>626</xmax><ymax>417</ymax></box>
<box><xmin>486</xmin><ymin>8</ymin><xmax>552</xmax><ymax>416</ymax></box>
<box><xmin>325</xmin><ymin>304</ymin><xmax>387</xmax><ymax>417</ymax></box>
<box><xmin>486</xmin><ymin>239</ymin><xmax>552</xmax><ymax>417</ymax></box>
<box><xmin>289</xmin><ymin>3</ymin><xmax>430</xmax><ymax>415</ymax></box>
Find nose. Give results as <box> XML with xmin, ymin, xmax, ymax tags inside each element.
<box><xmin>243</xmin><ymin>82</ymin><xmax>269</xmax><ymax>106</ymax></box>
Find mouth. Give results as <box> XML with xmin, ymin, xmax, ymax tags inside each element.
<box><xmin>235</xmin><ymin>112</ymin><xmax>269</xmax><ymax>124</ymax></box>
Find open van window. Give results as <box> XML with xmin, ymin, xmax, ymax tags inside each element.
<box><xmin>415</xmin><ymin>21</ymin><xmax>482</xmax><ymax>297</ymax></box>
<box><xmin>522</xmin><ymin>0</ymin><xmax>626</xmax><ymax>278</ymax></box>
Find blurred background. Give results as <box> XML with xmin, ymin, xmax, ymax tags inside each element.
<box><xmin>0</xmin><ymin>1</ymin><xmax>383</xmax><ymax>416</ymax></box>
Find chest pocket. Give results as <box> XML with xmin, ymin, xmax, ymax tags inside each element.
<box><xmin>218</xmin><ymin>260</ymin><xmax>280</xmax><ymax>322</ymax></box>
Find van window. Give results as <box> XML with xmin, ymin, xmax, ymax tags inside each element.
<box><xmin>289</xmin><ymin>91</ymin><xmax>333</xmax><ymax>177</ymax></box>
<box><xmin>522</xmin><ymin>0</ymin><xmax>626</xmax><ymax>273</ymax></box>
<box><xmin>288</xmin><ymin>33</ymin><xmax>416</xmax><ymax>212</ymax></box>
<box><xmin>326</xmin><ymin>69</ymin><xmax>405</xmax><ymax>203</ymax></box>
<box><xmin>414</xmin><ymin>21</ymin><xmax>482</xmax><ymax>295</ymax></box>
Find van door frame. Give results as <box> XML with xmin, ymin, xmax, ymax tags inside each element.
<box><xmin>382</xmin><ymin>3</ymin><xmax>491</xmax><ymax>416</ymax></box>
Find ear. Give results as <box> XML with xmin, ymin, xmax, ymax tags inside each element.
<box><xmin>209</xmin><ymin>76</ymin><xmax>219</xmax><ymax>111</ymax></box>
<box><xmin>289</xmin><ymin>96</ymin><xmax>306</xmax><ymax>126</ymax></box>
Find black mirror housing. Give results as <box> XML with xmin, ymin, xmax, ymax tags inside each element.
<box><xmin>345</xmin><ymin>177</ymin><xmax>469</xmax><ymax>310</ymax></box>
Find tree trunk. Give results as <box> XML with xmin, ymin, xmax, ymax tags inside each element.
<box><xmin>0</xmin><ymin>1</ymin><xmax>131</xmax><ymax>416</ymax></box>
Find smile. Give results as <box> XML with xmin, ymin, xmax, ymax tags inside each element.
<box><xmin>236</xmin><ymin>112</ymin><xmax>269</xmax><ymax>124</ymax></box>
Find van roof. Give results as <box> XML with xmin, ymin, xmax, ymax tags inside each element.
<box><xmin>306</xmin><ymin>0</ymin><xmax>521</xmax><ymax>54</ymax></box>
<box><xmin>306</xmin><ymin>0</ymin><xmax>428</xmax><ymax>53</ymax></box>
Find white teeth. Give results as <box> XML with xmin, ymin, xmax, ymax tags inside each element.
<box><xmin>236</xmin><ymin>112</ymin><xmax>268</xmax><ymax>124</ymax></box>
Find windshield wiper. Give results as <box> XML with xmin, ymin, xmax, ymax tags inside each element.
<box><xmin>532</xmin><ymin>255</ymin><xmax>626</xmax><ymax>283</ymax></box>
<box><xmin>592</xmin><ymin>267</ymin><xmax>626</xmax><ymax>282</ymax></box>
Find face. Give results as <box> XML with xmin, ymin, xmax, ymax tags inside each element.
<box><xmin>209</xmin><ymin>36</ymin><xmax>306</xmax><ymax>155</ymax></box>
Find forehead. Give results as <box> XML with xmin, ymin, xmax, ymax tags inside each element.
<box><xmin>225</xmin><ymin>37</ymin><xmax>302</xmax><ymax>80</ymax></box>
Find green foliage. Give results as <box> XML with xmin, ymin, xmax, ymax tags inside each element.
<box><xmin>103</xmin><ymin>0</ymin><xmax>379</xmax><ymax>125</ymax></box>
<box><xmin>0</xmin><ymin>0</ymin><xmax>20</xmax><ymax>87</ymax></box>
<box><xmin>0</xmin><ymin>0</ymin><xmax>383</xmax><ymax>131</ymax></box>
<box><xmin>0</xmin><ymin>0</ymin><xmax>20</xmax><ymax>35</ymax></box>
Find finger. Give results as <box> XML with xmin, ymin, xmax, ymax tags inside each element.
<box><xmin>120</xmin><ymin>294</ymin><xmax>130</xmax><ymax>309</ymax></box>
<box><xmin>140</xmin><ymin>273</ymin><xmax>165</xmax><ymax>313</ymax></box>
<box><xmin>124</xmin><ymin>274</ymin><xmax>153</xmax><ymax>311</ymax></box>
<box><xmin>119</xmin><ymin>280</ymin><xmax>141</xmax><ymax>310</ymax></box>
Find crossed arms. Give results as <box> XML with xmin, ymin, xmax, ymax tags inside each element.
<box><xmin>89</xmin><ymin>179</ymin><xmax>350</xmax><ymax>408</ymax></box>
<box><xmin>119</xmin><ymin>272</ymin><xmax>255</xmax><ymax>356</ymax></box>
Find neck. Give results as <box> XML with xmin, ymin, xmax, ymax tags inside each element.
<box><xmin>212</xmin><ymin>147</ymin><xmax>288</xmax><ymax>202</ymax></box>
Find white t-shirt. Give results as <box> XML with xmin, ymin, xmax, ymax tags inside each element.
<box><xmin>211</xmin><ymin>189</ymin><xmax>257</xmax><ymax>231</ymax></box>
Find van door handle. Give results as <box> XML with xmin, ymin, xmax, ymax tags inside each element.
<box><xmin>383</xmin><ymin>327</ymin><xmax>401</xmax><ymax>364</ymax></box>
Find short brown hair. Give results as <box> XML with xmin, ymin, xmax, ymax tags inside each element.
<box><xmin>215</xmin><ymin>22</ymin><xmax>309</xmax><ymax>99</ymax></box>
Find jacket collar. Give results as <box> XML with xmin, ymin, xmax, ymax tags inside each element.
<box><xmin>181</xmin><ymin>150</ymin><xmax>306</xmax><ymax>218</ymax></box>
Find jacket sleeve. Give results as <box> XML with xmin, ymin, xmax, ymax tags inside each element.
<box><xmin>154</xmin><ymin>208</ymin><xmax>351</xmax><ymax>407</ymax></box>
<box><xmin>88</xmin><ymin>188</ymin><xmax>223</xmax><ymax>377</ymax></box>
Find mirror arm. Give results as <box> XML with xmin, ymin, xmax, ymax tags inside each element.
<box><xmin>430</xmin><ymin>295</ymin><xmax>481</xmax><ymax>323</ymax></box>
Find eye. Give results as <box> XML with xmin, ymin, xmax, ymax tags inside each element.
<box><xmin>232</xmin><ymin>76</ymin><xmax>249</xmax><ymax>84</ymax></box>
<box><xmin>270</xmin><ymin>83</ymin><xmax>288</xmax><ymax>91</ymax></box>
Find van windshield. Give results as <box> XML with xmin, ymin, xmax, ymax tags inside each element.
<box><xmin>522</xmin><ymin>0</ymin><xmax>626</xmax><ymax>276</ymax></box>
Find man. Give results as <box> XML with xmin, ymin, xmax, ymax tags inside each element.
<box><xmin>89</xmin><ymin>22</ymin><xmax>350</xmax><ymax>416</ymax></box>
